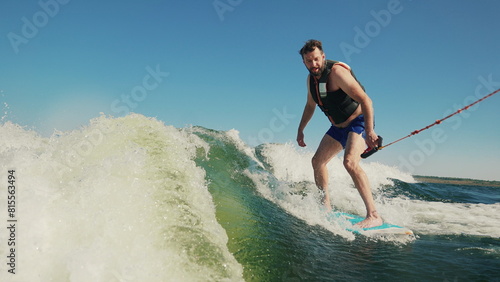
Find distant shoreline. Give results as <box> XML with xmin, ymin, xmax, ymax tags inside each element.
<box><xmin>413</xmin><ymin>175</ymin><xmax>500</xmax><ymax>187</ymax></box>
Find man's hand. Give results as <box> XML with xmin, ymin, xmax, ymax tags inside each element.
<box><xmin>297</xmin><ymin>130</ymin><xmax>307</xmax><ymax>147</ymax></box>
<box><xmin>365</xmin><ymin>130</ymin><xmax>379</xmax><ymax>149</ymax></box>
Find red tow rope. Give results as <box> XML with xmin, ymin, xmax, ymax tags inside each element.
<box><xmin>379</xmin><ymin>88</ymin><xmax>500</xmax><ymax>150</ymax></box>
<box><xmin>361</xmin><ymin>88</ymin><xmax>500</xmax><ymax>158</ymax></box>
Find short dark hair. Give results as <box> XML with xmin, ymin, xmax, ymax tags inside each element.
<box><xmin>299</xmin><ymin>39</ymin><xmax>323</xmax><ymax>57</ymax></box>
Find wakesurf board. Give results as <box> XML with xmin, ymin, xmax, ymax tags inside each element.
<box><xmin>328</xmin><ymin>211</ymin><xmax>414</xmax><ymax>238</ymax></box>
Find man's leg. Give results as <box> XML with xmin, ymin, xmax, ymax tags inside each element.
<box><xmin>312</xmin><ymin>134</ymin><xmax>343</xmax><ymax>212</ymax></box>
<box><xmin>344</xmin><ymin>132</ymin><xmax>382</xmax><ymax>228</ymax></box>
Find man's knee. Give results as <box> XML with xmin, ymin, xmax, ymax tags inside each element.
<box><xmin>343</xmin><ymin>157</ymin><xmax>360</xmax><ymax>174</ymax></box>
<box><xmin>311</xmin><ymin>154</ymin><xmax>324</xmax><ymax>170</ymax></box>
<box><xmin>311</xmin><ymin>155</ymin><xmax>319</xmax><ymax>169</ymax></box>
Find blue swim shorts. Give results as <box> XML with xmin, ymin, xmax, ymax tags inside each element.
<box><xmin>325</xmin><ymin>115</ymin><xmax>366</xmax><ymax>148</ymax></box>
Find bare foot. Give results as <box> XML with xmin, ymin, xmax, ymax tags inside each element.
<box><xmin>355</xmin><ymin>213</ymin><xmax>383</xmax><ymax>229</ymax></box>
<box><xmin>323</xmin><ymin>203</ymin><xmax>332</xmax><ymax>213</ymax></box>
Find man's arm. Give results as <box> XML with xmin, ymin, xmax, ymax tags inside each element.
<box><xmin>297</xmin><ymin>76</ymin><xmax>316</xmax><ymax>147</ymax></box>
<box><xmin>331</xmin><ymin>65</ymin><xmax>378</xmax><ymax>148</ymax></box>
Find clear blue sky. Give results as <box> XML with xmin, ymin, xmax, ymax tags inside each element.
<box><xmin>2</xmin><ymin>0</ymin><xmax>499</xmax><ymax>180</ymax></box>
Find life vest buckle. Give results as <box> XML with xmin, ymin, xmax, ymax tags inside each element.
<box><xmin>319</xmin><ymin>82</ymin><xmax>327</xmax><ymax>98</ymax></box>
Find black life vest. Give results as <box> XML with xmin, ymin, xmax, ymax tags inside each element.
<box><xmin>309</xmin><ymin>60</ymin><xmax>363</xmax><ymax>124</ymax></box>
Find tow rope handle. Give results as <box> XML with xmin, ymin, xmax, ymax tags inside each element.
<box><xmin>360</xmin><ymin>88</ymin><xmax>499</xmax><ymax>159</ymax></box>
<box><xmin>361</xmin><ymin>136</ymin><xmax>383</xmax><ymax>159</ymax></box>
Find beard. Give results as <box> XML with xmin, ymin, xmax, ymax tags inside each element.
<box><xmin>308</xmin><ymin>60</ymin><xmax>326</xmax><ymax>77</ymax></box>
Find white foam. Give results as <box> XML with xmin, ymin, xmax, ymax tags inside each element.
<box><xmin>0</xmin><ymin>114</ymin><xmax>244</xmax><ymax>281</ymax></box>
<box><xmin>247</xmin><ymin>142</ymin><xmax>499</xmax><ymax>240</ymax></box>
<box><xmin>408</xmin><ymin>200</ymin><xmax>500</xmax><ymax>237</ymax></box>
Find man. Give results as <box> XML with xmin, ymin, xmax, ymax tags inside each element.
<box><xmin>296</xmin><ymin>39</ymin><xmax>382</xmax><ymax>228</ymax></box>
